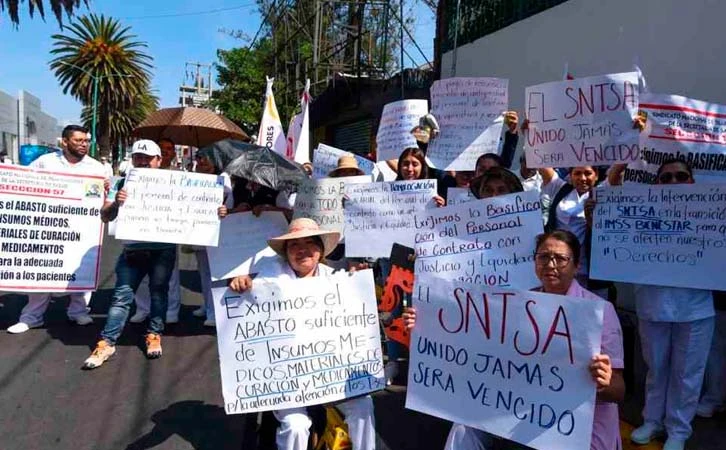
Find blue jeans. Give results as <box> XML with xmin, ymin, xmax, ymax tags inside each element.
<box><xmin>101</xmin><ymin>246</ymin><xmax>177</xmax><ymax>345</ymax></box>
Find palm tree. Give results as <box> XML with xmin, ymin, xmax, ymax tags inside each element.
<box><xmin>50</xmin><ymin>14</ymin><xmax>153</xmax><ymax>158</ymax></box>
<box><xmin>1</xmin><ymin>0</ymin><xmax>86</xmax><ymax>27</ymax></box>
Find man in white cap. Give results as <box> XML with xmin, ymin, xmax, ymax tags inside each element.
<box><xmin>83</xmin><ymin>140</ymin><xmax>176</xmax><ymax>369</ymax></box>
<box><xmin>7</xmin><ymin>124</ymin><xmax>106</xmax><ymax>334</ymax></box>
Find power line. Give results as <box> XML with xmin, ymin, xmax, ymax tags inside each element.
<box><xmin>119</xmin><ymin>3</ymin><xmax>257</xmax><ymax>20</ymax></box>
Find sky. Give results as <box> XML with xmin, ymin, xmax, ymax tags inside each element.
<box><xmin>0</xmin><ymin>0</ymin><xmax>434</xmax><ymax>126</ymax></box>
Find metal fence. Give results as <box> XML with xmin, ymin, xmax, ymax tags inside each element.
<box><xmin>442</xmin><ymin>0</ymin><xmax>570</xmax><ymax>52</ymax></box>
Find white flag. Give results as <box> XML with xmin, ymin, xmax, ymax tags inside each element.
<box><xmin>285</xmin><ymin>79</ymin><xmax>311</xmax><ymax>164</ymax></box>
<box><xmin>256</xmin><ymin>77</ymin><xmax>287</xmax><ymax>156</ymax></box>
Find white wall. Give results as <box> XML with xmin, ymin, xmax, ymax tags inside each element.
<box><xmin>18</xmin><ymin>90</ymin><xmax>60</xmax><ymax>149</ymax></box>
<box><xmin>442</xmin><ymin>0</ymin><xmax>726</xmax><ymax>112</ymax></box>
<box><xmin>0</xmin><ymin>90</ymin><xmax>18</xmax><ymax>159</ymax></box>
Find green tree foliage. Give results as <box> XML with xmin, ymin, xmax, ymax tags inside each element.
<box><xmin>1</xmin><ymin>0</ymin><xmax>86</xmax><ymax>27</ymax></box>
<box><xmin>49</xmin><ymin>14</ymin><xmax>153</xmax><ymax>158</ymax></box>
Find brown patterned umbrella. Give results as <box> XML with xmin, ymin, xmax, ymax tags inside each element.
<box><xmin>132</xmin><ymin>107</ymin><xmax>249</xmax><ymax>147</ymax></box>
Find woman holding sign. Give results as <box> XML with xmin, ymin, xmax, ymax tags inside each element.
<box><xmin>403</xmin><ymin>229</ymin><xmax>625</xmax><ymax>450</ymax></box>
<box><xmin>229</xmin><ymin>218</ymin><xmax>376</xmax><ymax>450</ymax></box>
<box><xmin>606</xmin><ymin>158</ymin><xmax>714</xmax><ymax>450</ymax></box>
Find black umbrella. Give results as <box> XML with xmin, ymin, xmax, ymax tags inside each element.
<box><xmin>196</xmin><ymin>139</ymin><xmax>308</xmax><ymax>191</ymax></box>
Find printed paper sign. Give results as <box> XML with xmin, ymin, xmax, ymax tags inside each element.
<box><xmin>414</xmin><ymin>191</ymin><xmax>543</xmax><ymax>289</ymax></box>
<box><xmin>115</xmin><ymin>168</ymin><xmax>224</xmax><ymax>246</ymax></box>
<box><xmin>0</xmin><ymin>164</ymin><xmax>104</xmax><ymax>292</ymax></box>
<box><xmin>214</xmin><ymin>269</ymin><xmax>385</xmax><ymax>414</ymax></box>
<box><xmin>376</xmin><ymin>100</ymin><xmax>429</xmax><ymax>162</ymax></box>
<box><xmin>427</xmin><ymin>78</ymin><xmax>508</xmax><ymax>170</ymax></box>
<box><xmin>446</xmin><ymin>187</ymin><xmax>474</xmax><ymax>206</ymax></box>
<box><xmin>591</xmin><ymin>184</ymin><xmax>726</xmax><ymax>290</ymax></box>
<box><xmin>312</xmin><ymin>144</ymin><xmax>375</xmax><ymax>179</ymax></box>
<box><xmin>406</xmin><ymin>279</ymin><xmax>603</xmax><ymax>450</ymax></box>
<box><xmin>206</xmin><ymin>211</ymin><xmax>289</xmax><ymax>281</ymax></box>
<box><xmin>624</xmin><ymin>93</ymin><xmax>726</xmax><ymax>184</ymax></box>
<box><xmin>293</xmin><ymin>176</ymin><xmax>371</xmax><ymax>237</ymax></box>
<box><xmin>344</xmin><ymin>179</ymin><xmax>437</xmax><ymax>257</ymax></box>
<box><xmin>525</xmin><ymin>72</ymin><xmax>640</xmax><ymax>168</ymax></box>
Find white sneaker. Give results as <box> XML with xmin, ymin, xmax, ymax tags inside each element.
<box><xmin>203</xmin><ymin>319</ymin><xmax>216</xmax><ymax>327</ymax></box>
<box><xmin>73</xmin><ymin>315</ymin><xmax>94</xmax><ymax>326</ymax></box>
<box><xmin>192</xmin><ymin>307</ymin><xmax>206</xmax><ymax>318</ymax></box>
<box><xmin>129</xmin><ymin>311</ymin><xmax>148</xmax><ymax>323</ymax></box>
<box><xmin>663</xmin><ymin>437</ymin><xmax>686</xmax><ymax>450</ymax></box>
<box><xmin>630</xmin><ymin>422</ymin><xmax>665</xmax><ymax>444</ymax></box>
<box><xmin>7</xmin><ymin>322</ymin><xmax>41</xmax><ymax>334</ymax></box>
<box><xmin>166</xmin><ymin>313</ymin><xmax>179</xmax><ymax>324</ymax></box>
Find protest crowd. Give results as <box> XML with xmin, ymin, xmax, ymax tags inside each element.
<box><xmin>2</xmin><ymin>68</ymin><xmax>726</xmax><ymax>450</ymax></box>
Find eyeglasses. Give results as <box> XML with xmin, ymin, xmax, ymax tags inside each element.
<box><xmin>534</xmin><ymin>252</ymin><xmax>572</xmax><ymax>267</ymax></box>
<box><xmin>658</xmin><ymin>171</ymin><xmax>690</xmax><ymax>184</ymax></box>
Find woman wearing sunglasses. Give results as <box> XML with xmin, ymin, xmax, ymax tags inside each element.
<box><xmin>403</xmin><ymin>229</ymin><xmax>624</xmax><ymax>450</ymax></box>
<box><xmin>606</xmin><ymin>158</ymin><xmax>714</xmax><ymax>450</ymax></box>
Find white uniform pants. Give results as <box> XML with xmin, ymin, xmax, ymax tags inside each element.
<box><xmin>272</xmin><ymin>396</ymin><xmax>375</xmax><ymax>450</ymax></box>
<box><xmin>639</xmin><ymin>317</ymin><xmax>714</xmax><ymax>440</ymax></box>
<box><xmin>19</xmin><ymin>291</ymin><xmax>92</xmax><ymax>326</ymax></box>
<box><xmin>700</xmin><ymin>310</ymin><xmax>726</xmax><ymax>410</ymax></box>
<box><xmin>194</xmin><ymin>250</ymin><xmax>214</xmax><ymax>320</ymax></box>
<box><xmin>444</xmin><ymin>424</ymin><xmax>493</xmax><ymax>450</ymax></box>
<box><xmin>135</xmin><ymin>252</ymin><xmax>181</xmax><ymax>317</ymax></box>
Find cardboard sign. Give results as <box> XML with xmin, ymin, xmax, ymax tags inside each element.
<box><xmin>206</xmin><ymin>211</ymin><xmax>289</xmax><ymax>281</ymax></box>
<box><xmin>427</xmin><ymin>78</ymin><xmax>508</xmax><ymax>170</ymax></box>
<box><xmin>214</xmin><ymin>269</ymin><xmax>385</xmax><ymax>414</ymax></box>
<box><xmin>115</xmin><ymin>168</ymin><xmax>224</xmax><ymax>246</ymax></box>
<box><xmin>590</xmin><ymin>184</ymin><xmax>726</xmax><ymax>290</ymax></box>
<box><xmin>625</xmin><ymin>93</ymin><xmax>726</xmax><ymax>184</ymax></box>
<box><xmin>344</xmin><ymin>179</ymin><xmax>438</xmax><ymax>257</ymax></box>
<box><xmin>312</xmin><ymin>144</ymin><xmax>375</xmax><ymax>179</ymax></box>
<box><xmin>293</xmin><ymin>175</ymin><xmax>371</xmax><ymax>237</ymax></box>
<box><xmin>0</xmin><ymin>164</ymin><xmax>104</xmax><ymax>292</ymax></box>
<box><xmin>376</xmin><ymin>100</ymin><xmax>429</xmax><ymax>162</ymax></box>
<box><xmin>406</xmin><ymin>279</ymin><xmax>603</xmax><ymax>450</ymax></box>
<box><xmin>525</xmin><ymin>72</ymin><xmax>640</xmax><ymax>168</ymax></box>
<box><xmin>414</xmin><ymin>191</ymin><xmax>543</xmax><ymax>289</ymax></box>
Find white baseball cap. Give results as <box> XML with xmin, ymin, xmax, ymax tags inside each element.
<box><xmin>131</xmin><ymin>140</ymin><xmax>161</xmax><ymax>157</ymax></box>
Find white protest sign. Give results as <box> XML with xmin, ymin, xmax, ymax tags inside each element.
<box><xmin>344</xmin><ymin>179</ymin><xmax>437</xmax><ymax>257</ymax></box>
<box><xmin>0</xmin><ymin>164</ymin><xmax>104</xmax><ymax>292</ymax></box>
<box><xmin>446</xmin><ymin>187</ymin><xmax>474</xmax><ymax>206</ymax></box>
<box><xmin>414</xmin><ymin>191</ymin><xmax>542</xmax><ymax>289</ymax></box>
<box><xmin>406</xmin><ymin>279</ymin><xmax>603</xmax><ymax>450</ymax></box>
<box><xmin>312</xmin><ymin>144</ymin><xmax>375</xmax><ymax>179</ymax></box>
<box><xmin>106</xmin><ymin>176</ymin><xmax>123</xmax><ymax>237</ymax></box>
<box><xmin>427</xmin><ymin>78</ymin><xmax>508</xmax><ymax>170</ymax></box>
<box><xmin>624</xmin><ymin>93</ymin><xmax>726</xmax><ymax>184</ymax></box>
<box><xmin>115</xmin><ymin>168</ymin><xmax>224</xmax><ymax>246</ymax></box>
<box><xmin>206</xmin><ymin>211</ymin><xmax>289</xmax><ymax>281</ymax></box>
<box><xmin>525</xmin><ymin>72</ymin><xmax>640</xmax><ymax>168</ymax></box>
<box><xmin>214</xmin><ymin>269</ymin><xmax>385</xmax><ymax>414</ymax></box>
<box><xmin>293</xmin><ymin>176</ymin><xmax>371</xmax><ymax>237</ymax></box>
<box><xmin>376</xmin><ymin>100</ymin><xmax>429</xmax><ymax>162</ymax></box>
<box><xmin>590</xmin><ymin>184</ymin><xmax>726</xmax><ymax>290</ymax></box>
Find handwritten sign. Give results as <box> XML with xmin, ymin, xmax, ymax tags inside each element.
<box><xmin>446</xmin><ymin>187</ymin><xmax>474</xmax><ymax>206</ymax></box>
<box><xmin>625</xmin><ymin>93</ymin><xmax>726</xmax><ymax>184</ymax></box>
<box><xmin>206</xmin><ymin>211</ymin><xmax>289</xmax><ymax>281</ymax></box>
<box><xmin>427</xmin><ymin>78</ymin><xmax>508</xmax><ymax>170</ymax></box>
<box><xmin>214</xmin><ymin>269</ymin><xmax>385</xmax><ymax>414</ymax></box>
<box><xmin>525</xmin><ymin>72</ymin><xmax>640</xmax><ymax>168</ymax></box>
<box><xmin>293</xmin><ymin>176</ymin><xmax>370</xmax><ymax>237</ymax></box>
<box><xmin>406</xmin><ymin>279</ymin><xmax>602</xmax><ymax>450</ymax></box>
<box><xmin>312</xmin><ymin>144</ymin><xmax>375</xmax><ymax>179</ymax></box>
<box><xmin>591</xmin><ymin>184</ymin><xmax>726</xmax><ymax>290</ymax></box>
<box><xmin>106</xmin><ymin>176</ymin><xmax>123</xmax><ymax>236</ymax></box>
<box><xmin>344</xmin><ymin>179</ymin><xmax>437</xmax><ymax>257</ymax></box>
<box><xmin>414</xmin><ymin>191</ymin><xmax>542</xmax><ymax>289</ymax></box>
<box><xmin>0</xmin><ymin>164</ymin><xmax>104</xmax><ymax>292</ymax></box>
<box><xmin>115</xmin><ymin>168</ymin><xmax>224</xmax><ymax>246</ymax></box>
<box><xmin>376</xmin><ymin>100</ymin><xmax>429</xmax><ymax>162</ymax></box>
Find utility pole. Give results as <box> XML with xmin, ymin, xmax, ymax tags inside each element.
<box><xmin>179</xmin><ymin>62</ymin><xmax>213</xmax><ymax>108</ymax></box>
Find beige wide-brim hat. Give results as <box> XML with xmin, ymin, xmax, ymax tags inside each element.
<box><xmin>328</xmin><ymin>154</ymin><xmax>364</xmax><ymax>177</ymax></box>
<box><xmin>268</xmin><ymin>218</ymin><xmax>341</xmax><ymax>258</ymax></box>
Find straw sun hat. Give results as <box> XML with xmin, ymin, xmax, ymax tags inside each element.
<box><xmin>268</xmin><ymin>218</ymin><xmax>340</xmax><ymax>258</ymax></box>
<box><xmin>328</xmin><ymin>154</ymin><xmax>364</xmax><ymax>177</ymax></box>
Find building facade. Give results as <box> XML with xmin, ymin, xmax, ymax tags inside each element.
<box><xmin>0</xmin><ymin>89</ymin><xmax>61</xmax><ymax>162</ymax></box>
